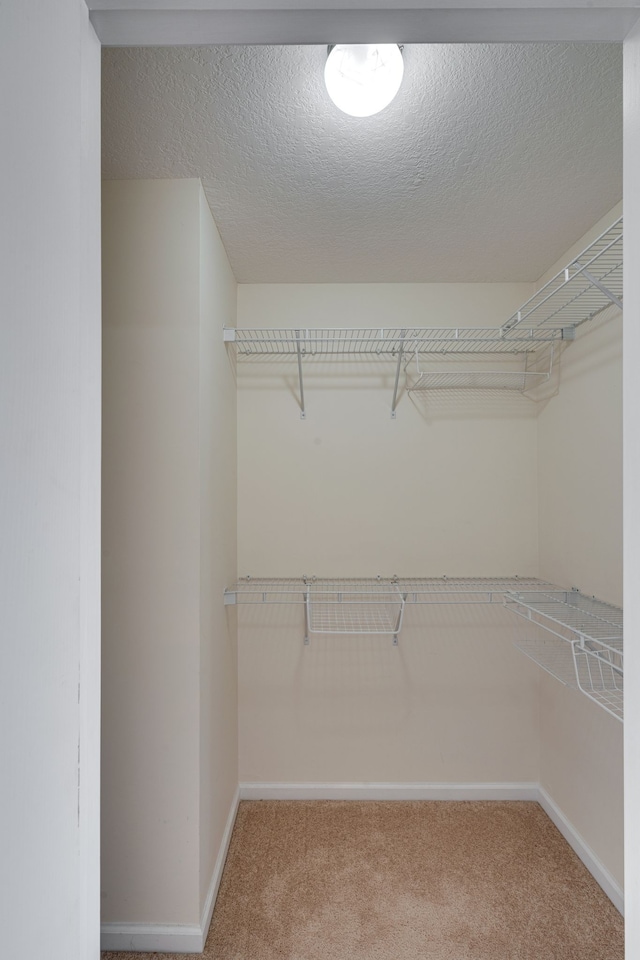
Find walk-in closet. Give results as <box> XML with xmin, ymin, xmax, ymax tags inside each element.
<box><xmin>99</xmin><ymin>40</ymin><xmax>624</xmax><ymax>959</ymax></box>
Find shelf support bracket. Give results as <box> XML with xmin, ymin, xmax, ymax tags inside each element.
<box><xmin>303</xmin><ymin>589</ymin><xmax>310</xmax><ymax>644</ymax></box>
<box><xmin>295</xmin><ymin>329</ymin><xmax>306</xmax><ymax>420</ymax></box>
<box><xmin>391</xmin><ymin>330</ymin><xmax>406</xmax><ymax>419</ymax></box>
<box><xmin>579</xmin><ymin>269</ymin><xmax>623</xmax><ymax>311</ymax></box>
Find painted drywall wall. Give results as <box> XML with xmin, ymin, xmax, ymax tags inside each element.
<box><xmin>0</xmin><ymin>2</ymin><xmax>101</xmax><ymax>958</ymax></box>
<box><xmin>536</xmin><ymin>204</ymin><xmax>624</xmax><ymax>890</ymax></box>
<box><xmin>237</xmin><ymin>283</ymin><xmax>538</xmax><ymax>577</ymax></box>
<box><xmin>102</xmin><ymin>179</ymin><xmax>201</xmax><ymax>924</ymax></box>
<box><xmin>537</xmin><ymin>203</ymin><xmax>622</xmax><ymax>601</ymax></box>
<box><xmin>197</xmin><ymin>187</ymin><xmax>239</xmax><ymax>915</ymax></box>
<box><xmin>236</xmin><ymin>283</ymin><xmax>543</xmax><ymax>783</ymax></box>
<box><xmin>101</xmin><ymin>179</ymin><xmax>238</xmax><ymax>929</ymax></box>
<box><xmin>625</xmin><ymin>19</ymin><xmax>640</xmax><ymax>943</ymax></box>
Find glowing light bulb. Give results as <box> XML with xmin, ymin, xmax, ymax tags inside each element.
<box><xmin>324</xmin><ymin>44</ymin><xmax>404</xmax><ymax>118</ymax></box>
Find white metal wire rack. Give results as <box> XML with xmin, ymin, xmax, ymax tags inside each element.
<box><xmin>225</xmin><ymin>576</ymin><xmax>551</xmax><ymax>605</ymax></box>
<box><xmin>573</xmin><ymin>638</ymin><xmax>623</xmax><ymax>721</ymax></box>
<box><xmin>501</xmin><ymin>217</ymin><xmax>622</xmax><ymax>334</ymax></box>
<box><xmin>223</xmin><ymin>219</ymin><xmax>622</xmax><ymax>416</ymax></box>
<box><xmin>225</xmin><ymin>579</ymin><xmax>623</xmax><ymax>717</ymax></box>
<box><xmin>405</xmin><ymin>344</ymin><xmax>554</xmax><ymax>393</ymax></box>
<box><xmin>305</xmin><ymin>581</ymin><xmax>406</xmax><ymax>644</ymax></box>
<box><xmin>224</xmin><ymin>326</ymin><xmax>563</xmax><ymax>357</ymax></box>
<box><xmin>224</xmin><ymin>326</ymin><xmax>564</xmax><ymax>417</ymax></box>
<box><xmin>503</xmin><ymin>589</ymin><xmax>623</xmax><ymax>721</ymax></box>
<box><xmin>224</xmin><ymin>576</ymin><xmax>555</xmax><ymax>644</ymax></box>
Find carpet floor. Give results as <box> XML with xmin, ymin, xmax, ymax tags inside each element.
<box><xmin>102</xmin><ymin>800</ymin><xmax>624</xmax><ymax>960</ymax></box>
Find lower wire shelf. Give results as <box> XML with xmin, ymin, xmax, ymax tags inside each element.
<box><xmin>503</xmin><ymin>589</ymin><xmax>623</xmax><ymax>721</ymax></box>
<box><xmin>223</xmin><ymin>576</ymin><xmax>553</xmax><ymax>645</ymax></box>
<box><xmin>304</xmin><ymin>582</ymin><xmax>406</xmax><ymax>645</ymax></box>
<box><xmin>223</xmin><ymin>577</ymin><xmax>624</xmax><ymax>720</ymax></box>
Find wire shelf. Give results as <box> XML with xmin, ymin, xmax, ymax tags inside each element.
<box><xmin>305</xmin><ymin>581</ymin><xmax>405</xmax><ymax>640</ymax></box>
<box><xmin>224</xmin><ymin>219</ymin><xmax>621</xmax><ymax>417</ymax></box>
<box><xmin>226</xmin><ymin>578</ymin><xmax>623</xmax><ymax>717</ymax></box>
<box><xmin>225</xmin><ymin>576</ymin><xmax>552</xmax><ymax>606</ymax></box>
<box><xmin>502</xmin><ymin>217</ymin><xmax>622</xmax><ymax>334</ymax></box>
<box><xmin>504</xmin><ymin>589</ymin><xmax>623</xmax><ymax>721</ymax></box>
<box><xmin>405</xmin><ymin>346</ymin><xmax>554</xmax><ymax>393</ymax></box>
<box><xmin>225</xmin><ymin>576</ymin><xmax>553</xmax><ymax>646</ymax></box>
<box><xmin>225</xmin><ymin>326</ymin><xmax>563</xmax><ymax>358</ymax></box>
<box><xmin>573</xmin><ymin>638</ymin><xmax>623</xmax><ymax>720</ymax></box>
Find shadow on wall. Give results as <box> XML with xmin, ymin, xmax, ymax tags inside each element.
<box><xmin>237</xmin><ymin>600</ymin><xmax>540</xmax><ymax>738</ymax></box>
<box><xmin>231</xmin><ymin>352</ymin><xmax>561</xmax><ymax>421</ymax></box>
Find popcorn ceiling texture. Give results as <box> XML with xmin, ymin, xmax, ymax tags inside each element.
<box><xmin>102</xmin><ymin>44</ymin><xmax>621</xmax><ymax>283</ymax></box>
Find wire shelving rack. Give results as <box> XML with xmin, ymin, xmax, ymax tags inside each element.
<box><xmin>224</xmin><ymin>218</ymin><xmax>622</xmax><ymax>417</ymax></box>
<box><xmin>224</xmin><ymin>576</ymin><xmax>553</xmax><ymax>644</ymax></box>
<box><xmin>501</xmin><ymin>217</ymin><xmax>622</xmax><ymax>334</ymax></box>
<box><xmin>225</xmin><ymin>578</ymin><xmax>624</xmax><ymax>718</ymax></box>
<box><xmin>503</xmin><ymin>589</ymin><xmax>623</xmax><ymax>721</ymax></box>
<box><xmin>404</xmin><ymin>342</ymin><xmax>555</xmax><ymax>394</ymax></box>
<box><xmin>305</xmin><ymin>581</ymin><xmax>406</xmax><ymax>645</ymax></box>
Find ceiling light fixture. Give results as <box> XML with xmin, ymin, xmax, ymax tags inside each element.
<box><xmin>324</xmin><ymin>44</ymin><xmax>404</xmax><ymax>118</ymax></box>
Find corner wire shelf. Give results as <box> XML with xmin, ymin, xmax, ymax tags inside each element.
<box><xmin>501</xmin><ymin>216</ymin><xmax>622</xmax><ymax>334</ymax></box>
<box><xmin>224</xmin><ymin>218</ymin><xmax>622</xmax><ymax>417</ymax></box>
<box><xmin>224</xmin><ymin>576</ymin><xmax>554</xmax><ymax>645</ymax></box>
<box><xmin>504</xmin><ymin>589</ymin><xmax>623</xmax><ymax>721</ymax></box>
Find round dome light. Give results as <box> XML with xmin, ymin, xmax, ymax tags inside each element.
<box><xmin>324</xmin><ymin>44</ymin><xmax>404</xmax><ymax>118</ymax></box>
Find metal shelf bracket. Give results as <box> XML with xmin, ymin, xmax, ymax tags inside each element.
<box><xmin>295</xmin><ymin>329</ymin><xmax>306</xmax><ymax>420</ymax></box>
<box><xmin>390</xmin><ymin>330</ymin><xmax>406</xmax><ymax>419</ymax></box>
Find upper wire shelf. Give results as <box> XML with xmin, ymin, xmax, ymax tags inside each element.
<box><xmin>224</xmin><ymin>218</ymin><xmax>622</xmax><ymax>417</ymax></box>
<box><xmin>225</xmin><ymin>325</ymin><xmax>563</xmax><ymax>358</ymax></box>
<box><xmin>504</xmin><ymin>589</ymin><xmax>623</xmax><ymax>721</ymax></box>
<box><xmin>501</xmin><ymin>217</ymin><xmax>622</xmax><ymax>334</ymax></box>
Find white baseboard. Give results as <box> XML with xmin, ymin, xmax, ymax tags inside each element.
<box><xmin>100</xmin><ymin>786</ymin><xmax>240</xmax><ymax>954</ymax></box>
<box><xmin>238</xmin><ymin>781</ymin><xmax>540</xmax><ymax>801</ymax></box>
<box><xmin>538</xmin><ymin>785</ymin><xmax>624</xmax><ymax>915</ymax></box>
<box><xmin>100</xmin><ymin>923</ymin><xmax>203</xmax><ymax>953</ymax></box>
<box><xmin>199</xmin><ymin>784</ymin><xmax>241</xmax><ymax>945</ymax></box>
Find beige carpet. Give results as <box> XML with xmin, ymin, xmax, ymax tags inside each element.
<box><xmin>103</xmin><ymin>800</ymin><xmax>623</xmax><ymax>960</ymax></box>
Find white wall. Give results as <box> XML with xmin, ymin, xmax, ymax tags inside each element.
<box><xmin>536</xmin><ymin>205</ymin><xmax>623</xmax><ymax>890</ymax></box>
<box><xmin>101</xmin><ymin>179</ymin><xmax>237</xmax><ymax>934</ymax></box>
<box><xmin>537</xmin><ymin>201</ymin><xmax>622</xmax><ymax>602</ymax></box>
<box><xmin>0</xmin><ymin>2</ymin><xmax>101</xmax><ymax>958</ymax></box>
<box><xmin>1</xmin><ymin>6</ymin><xmax>637</xmax><ymax>957</ymax></box>
<box><xmin>102</xmin><ymin>179</ymin><xmax>201</xmax><ymax>924</ymax></box>
<box><xmin>237</xmin><ymin>283</ymin><xmax>537</xmax><ymax>577</ymax></box>
<box><xmin>198</xmin><ymin>187</ymin><xmax>239</xmax><ymax>913</ymax></box>
<box><xmin>624</xmin><ymin>23</ymin><xmax>640</xmax><ymax>945</ymax></box>
<box><xmin>236</xmin><ymin>283</ymin><xmax>543</xmax><ymax>784</ymax></box>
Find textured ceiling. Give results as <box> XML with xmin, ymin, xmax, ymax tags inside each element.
<box><xmin>102</xmin><ymin>43</ymin><xmax>622</xmax><ymax>282</ymax></box>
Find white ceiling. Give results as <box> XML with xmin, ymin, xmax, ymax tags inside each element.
<box><xmin>102</xmin><ymin>43</ymin><xmax>622</xmax><ymax>282</ymax></box>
